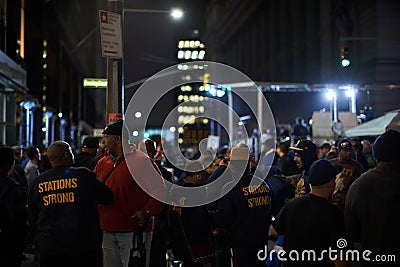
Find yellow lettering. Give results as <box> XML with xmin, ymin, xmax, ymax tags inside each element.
<box><xmin>59</xmin><ymin>179</ymin><xmax>64</xmax><ymax>189</ymax></box>
<box><xmin>43</xmin><ymin>195</ymin><xmax>49</xmax><ymax>206</ymax></box>
<box><xmin>51</xmin><ymin>194</ymin><xmax>56</xmax><ymax>203</ymax></box>
<box><xmin>38</xmin><ymin>183</ymin><xmax>43</xmax><ymax>193</ymax></box>
<box><xmin>42</xmin><ymin>192</ymin><xmax>75</xmax><ymax>206</ymax></box>
<box><xmin>247</xmin><ymin>196</ymin><xmax>269</xmax><ymax>208</ymax></box>
<box><xmin>47</xmin><ymin>181</ymin><xmax>53</xmax><ymax>191</ymax></box>
<box><xmin>65</xmin><ymin>178</ymin><xmax>71</xmax><ymax>188</ymax></box>
<box><xmin>71</xmin><ymin>178</ymin><xmax>78</xmax><ymax>188</ymax></box>
<box><xmin>62</xmin><ymin>192</ymin><xmax>68</xmax><ymax>202</ymax></box>
<box><xmin>43</xmin><ymin>181</ymin><xmax>48</xmax><ymax>192</ymax></box>
<box><xmin>242</xmin><ymin>187</ymin><xmax>248</xmax><ymax>196</ymax></box>
<box><xmin>248</xmin><ymin>198</ymin><xmax>253</xmax><ymax>208</ymax></box>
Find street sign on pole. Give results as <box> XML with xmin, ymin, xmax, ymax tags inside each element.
<box><xmin>99</xmin><ymin>10</ymin><xmax>123</xmax><ymax>59</ymax></box>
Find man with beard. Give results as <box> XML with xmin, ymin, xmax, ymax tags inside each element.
<box><xmin>289</xmin><ymin>140</ymin><xmax>318</xmax><ymax>197</ymax></box>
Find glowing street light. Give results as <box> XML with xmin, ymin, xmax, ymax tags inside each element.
<box><xmin>325</xmin><ymin>89</ymin><xmax>336</xmax><ymax>101</ymax></box>
<box><xmin>170</xmin><ymin>8</ymin><xmax>183</xmax><ymax>19</ymax></box>
<box><xmin>105</xmin><ymin>4</ymin><xmax>184</xmax><ymax>122</ymax></box>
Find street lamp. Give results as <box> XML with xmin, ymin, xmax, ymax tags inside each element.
<box><xmin>105</xmin><ymin>2</ymin><xmax>184</xmax><ymax>122</ymax></box>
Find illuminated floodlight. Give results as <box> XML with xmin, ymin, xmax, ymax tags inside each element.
<box><xmin>170</xmin><ymin>8</ymin><xmax>183</xmax><ymax>19</ymax></box>
<box><xmin>345</xmin><ymin>89</ymin><xmax>355</xmax><ymax>98</ymax></box>
<box><xmin>325</xmin><ymin>90</ymin><xmax>336</xmax><ymax>101</ymax></box>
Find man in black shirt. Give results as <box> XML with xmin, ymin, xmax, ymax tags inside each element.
<box><xmin>214</xmin><ymin>146</ymin><xmax>272</xmax><ymax>267</ymax></box>
<box><xmin>74</xmin><ymin>136</ymin><xmax>99</xmax><ymax>170</ymax></box>
<box><xmin>0</xmin><ymin>146</ymin><xmax>27</xmax><ymax>267</ymax></box>
<box><xmin>276</xmin><ymin>141</ymin><xmax>300</xmax><ymax>176</ymax></box>
<box><xmin>28</xmin><ymin>141</ymin><xmax>113</xmax><ymax>267</ymax></box>
<box><xmin>270</xmin><ymin>159</ymin><xmax>347</xmax><ymax>267</ymax></box>
<box><xmin>345</xmin><ymin>130</ymin><xmax>400</xmax><ymax>265</ymax></box>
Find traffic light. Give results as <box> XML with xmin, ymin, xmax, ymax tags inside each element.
<box><xmin>340</xmin><ymin>45</ymin><xmax>350</xmax><ymax>67</ymax></box>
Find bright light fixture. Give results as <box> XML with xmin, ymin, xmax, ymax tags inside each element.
<box><xmin>345</xmin><ymin>89</ymin><xmax>354</xmax><ymax>98</ymax></box>
<box><xmin>326</xmin><ymin>90</ymin><xmax>336</xmax><ymax>101</ymax></box>
<box><xmin>170</xmin><ymin>8</ymin><xmax>183</xmax><ymax>19</ymax></box>
<box><xmin>341</xmin><ymin>58</ymin><xmax>350</xmax><ymax>67</ymax></box>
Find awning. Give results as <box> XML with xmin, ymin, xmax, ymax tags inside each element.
<box><xmin>343</xmin><ymin>110</ymin><xmax>400</xmax><ymax>137</ymax></box>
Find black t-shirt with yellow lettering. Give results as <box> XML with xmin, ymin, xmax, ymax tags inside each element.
<box><xmin>28</xmin><ymin>166</ymin><xmax>113</xmax><ymax>253</ymax></box>
<box><xmin>214</xmin><ymin>173</ymin><xmax>272</xmax><ymax>247</ymax></box>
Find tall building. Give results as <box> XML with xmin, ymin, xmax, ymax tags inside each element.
<box><xmin>0</xmin><ymin>0</ymin><xmax>106</xmax><ymax>148</ymax></box>
<box><xmin>204</xmin><ymin>0</ymin><xmax>400</xmax><ymax>123</ymax></box>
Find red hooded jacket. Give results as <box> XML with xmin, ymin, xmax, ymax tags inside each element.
<box><xmin>95</xmin><ymin>148</ymin><xmax>166</xmax><ymax>232</ymax></box>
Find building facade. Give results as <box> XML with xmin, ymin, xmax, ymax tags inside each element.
<box><xmin>204</xmin><ymin>0</ymin><xmax>400</xmax><ymax>123</ymax></box>
<box><xmin>0</xmin><ymin>0</ymin><xmax>106</xmax><ymax>148</ymax></box>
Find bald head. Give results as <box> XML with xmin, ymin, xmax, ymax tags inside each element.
<box><xmin>47</xmin><ymin>141</ymin><xmax>74</xmax><ymax>167</ymax></box>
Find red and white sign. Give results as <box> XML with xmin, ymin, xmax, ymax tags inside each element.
<box><xmin>108</xmin><ymin>113</ymin><xmax>123</xmax><ymax>125</ymax></box>
<box><xmin>99</xmin><ymin>10</ymin><xmax>123</xmax><ymax>59</ymax></box>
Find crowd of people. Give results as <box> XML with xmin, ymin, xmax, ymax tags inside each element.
<box><xmin>0</xmin><ymin>118</ymin><xmax>399</xmax><ymax>267</ymax></box>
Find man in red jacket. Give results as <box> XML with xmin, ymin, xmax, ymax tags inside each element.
<box><xmin>95</xmin><ymin>119</ymin><xmax>166</xmax><ymax>267</ymax></box>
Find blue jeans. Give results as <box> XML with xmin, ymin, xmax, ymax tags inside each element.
<box><xmin>103</xmin><ymin>231</ymin><xmax>133</xmax><ymax>267</ymax></box>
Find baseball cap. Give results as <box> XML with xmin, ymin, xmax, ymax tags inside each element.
<box><xmin>82</xmin><ymin>136</ymin><xmax>99</xmax><ymax>149</ymax></box>
<box><xmin>102</xmin><ymin>119</ymin><xmax>123</xmax><ymax>136</ymax></box>
<box><xmin>319</xmin><ymin>142</ymin><xmax>331</xmax><ymax>150</ymax></box>
<box><xmin>309</xmin><ymin>159</ymin><xmax>343</xmax><ymax>186</ymax></box>
<box><xmin>289</xmin><ymin>139</ymin><xmax>317</xmax><ymax>153</ymax></box>
<box><xmin>373</xmin><ymin>129</ymin><xmax>400</xmax><ymax>162</ymax></box>
<box><xmin>338</xmin><ymin>139</ymin><xmax>352</xmax><ymax>152</ymax></box>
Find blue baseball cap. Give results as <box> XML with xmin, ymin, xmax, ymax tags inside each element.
<box><xmin>309</xmin><ymin>159</ymin><xmax>343</xmax><ymax>186</ymax></box>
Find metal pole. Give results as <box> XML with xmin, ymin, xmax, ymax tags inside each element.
<box><xmin>106</xmin><ymin>0</ymin><xmax>123</xmax><ymax>120</ymax></box>
<box><xmin>333</xmin><ymin>93</ymin><xmax>338</xmax><ymax>122</ymax></box>
<box><xmin>228</xmin><ymin>89</ymin><xmax>233</xmax><ymax>146</ymax></box>
<box><xmin>257</xmin><ymin>87</ymin><xmax>263</xmax><ymax>135</ymax></box>
<box><xmin>351</xmin><ymin>93</ymin><xmax>356</xmax><ymax>113</ymax></box>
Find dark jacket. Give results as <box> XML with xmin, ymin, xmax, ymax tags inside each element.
<box><xmin>74</xmin><ymin>152</ymin><xmax>97</xmax><ymax>170</ymax></box>
<box><xmin>267</xmin><ymin>166</ymin><xmax>295</xmax><ymax>216</ymax></box>
<box><xmin>0</xmin><ymin>174</ymin><xmax>27</xmax><ymax>264</ymax></box>
<box><xmin>214</xmin><ymin>173</ymin><xmax>272</xmax><ymax>247</ymax></box>
<box><xmin>345</xmin><ymin>163</ymin><xmax>400</xmax><ymax>263</ymax></box>
<box><xmin>277</xmin><ymin>154</ymin><xmax>300</xmax><ymax>176</ymax></box>
<box><xmin>169</xmin><ymin>181</ymin><xmax>213</xmax><ymax>263</ymax></box>
<box><xmin>28</xmin><ymin>166</ymin><xmax>113</xmax><ymax>253</ymax></box>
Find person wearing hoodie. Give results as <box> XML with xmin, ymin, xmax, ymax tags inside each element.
<box><xmin>345</xmin><ymin>130</ymin><xmax>400</xmax><ymax>265</ymax></box>
<box><xmin>289</xmin><ymin>139</ymin><xmax>318</xmax><ymax>197</ymax></box>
